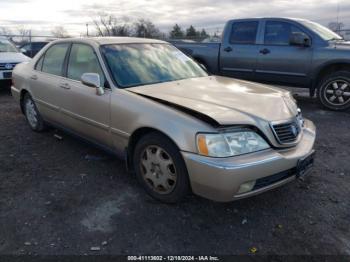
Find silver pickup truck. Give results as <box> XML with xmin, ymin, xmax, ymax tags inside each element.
<box><xmin>173</xmin><ymin>18</ymin><xmax>350</xmax><ymax>111</ymax></box>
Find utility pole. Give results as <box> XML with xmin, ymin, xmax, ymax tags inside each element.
<box><xmin>86</xmin><ymin>23</ymin><xmax>89</xmax><ymax>37</ymax></box>
<box><xmin>336</xmin><ymin>0</ymin><xmax>340</xmax><ymax>32</ymax></box>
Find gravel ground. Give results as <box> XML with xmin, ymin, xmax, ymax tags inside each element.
<box><xmin>0</xmin><ymin>85</ymin><xmax>349</xmax><ymax>256</ymax></box>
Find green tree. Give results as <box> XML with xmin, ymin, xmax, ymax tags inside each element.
<box><xmin>186</xmin><ymin>25</ymin><xmax>197</xmax><ymax>39</ymax></box>
<box><xmin>199</xmin><ymin>29</ymin><xmax>209</xmax><ymax>39</ymax></box>
<box><xmin>169</xmin><ymin>24</ymin><xmax>184</xmax><ymax>39</ymax></box>
<box><xmin>134</xmin><ymin>19</ymin><xmax>160</xmax><ymax>38</ymax></box>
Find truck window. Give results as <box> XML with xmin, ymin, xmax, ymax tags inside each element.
<box><xmin>229</xmin><ymin>21</ymin><xmax>258</xmax><ymax>44</ymax></box>
<box><xmin>264</xmin><ymin>21</ymin><xmax>307</xmax><ymax>45</ymax></box>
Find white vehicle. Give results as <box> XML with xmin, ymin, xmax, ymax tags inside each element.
<box><xmin>0</xmin><ymin>37</ymin><xmax>30</xmax><ymax>84</ymax></box>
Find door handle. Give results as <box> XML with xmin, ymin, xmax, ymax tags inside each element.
<box><xmin>59</xmin><ymin>83</ymin><xmax>71</xmax><ymax>90</ymax></box>
<box><xmin>30</xmin><ymin>75</ymin><xmax>38</xmax><ymax>80</ymax></box>
<box><xmin>223</xmin><ymin>46</ymin><xmax>233</xmax><ymax>52</ymax></box>
<box><xmin>259</xmin><ymin>48</ymin><xmax>270</xmax><ymax>55</ymax></box>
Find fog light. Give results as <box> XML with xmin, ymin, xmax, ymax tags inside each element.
<box><xmin>237</xmin><ymin>181</ymin><xmax>256</xmax><ymax>194</ymax></box>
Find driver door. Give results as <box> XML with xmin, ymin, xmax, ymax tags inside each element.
<box><xmin>58</xmin><ymin>43</ymin><xmax>112</xmax><ymax>147</ymax></box>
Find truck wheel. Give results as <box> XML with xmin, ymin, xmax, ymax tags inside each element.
<box><xmin>317</xmin><ymin>71</ymin><xmax>350</xmax><ymax>111</ymax></box>
<box><xmin>23</xmin><ymin>93</ymin><xmax>46</xmax><ymax>132</ymax></box>
<box><xmin>133</xmin><ymin>132</ymin><xmax>190</xmax><ymax>203</ymax></box>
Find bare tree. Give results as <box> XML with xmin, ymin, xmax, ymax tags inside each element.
<box><xmin>16</xmin><ymin>26</ymin><xmax>31</xmax><ymax>44</ymax></box>
<box><xmin>328</xmin><ymin>21</ymin><xmax>345</xmax><ymax>32</ymax></box>
<box><xmin>0</xmin><ymin>27</ymin><xmax>12</xmax><ymax>36</ymax></box>
<box><xmin>51</xmin><ymin>26</ymin><xmax>71</xmax><ymax>38</ymax></box>
<box><xmin>93</xmin><ymin>13</ymin><xmax>131</xmax><ymax>36</ymax></box>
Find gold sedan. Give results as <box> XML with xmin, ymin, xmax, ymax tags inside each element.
<box><xmin>11</xmin><ymin>37</ymin><xmax>316</xmax><ymax>203</ymax></box>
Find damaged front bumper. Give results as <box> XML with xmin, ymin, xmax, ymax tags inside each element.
<box><xmin>181</xmin><ymin>119</ymin><xmax>316</xmax><ymax>202</ymax></box>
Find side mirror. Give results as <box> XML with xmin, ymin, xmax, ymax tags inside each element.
<box><xmin>290</xmin><ymin>32</ymin><xmax>311</xmax><ymax>47</ymax></box>
<box><xmin>81</xmin><ymin>73</ymin><xmax>104</xmax><ymax>96</ymax></box>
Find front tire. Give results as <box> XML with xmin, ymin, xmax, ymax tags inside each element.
<box><xmin>317</xmin><ymin>71</ymin><xmax>350</xmax><ymax>111</ymax></box>
<box><xmin>133</xmin><ymin>132</ymin><xmax>190</xmax><ymax>203</ymax></box>
<box><xmin>23</xmin><ymin>93</ymin><xmax>46</xmax><ymax>132</ymax></box>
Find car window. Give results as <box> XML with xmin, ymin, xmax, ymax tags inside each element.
<box><xmin>0</xmin><ymin>39</ymin><xmax>18</xmax><ymax>52</ymax></box>
<box><xmin>41</xmin><ymin>43</ymin><xmax>69</xmax><ymax>76</ymax></box>
<box><xmin>67</xmin><ymin>44</ymin><xmax>105</xmax><ymax>86</ymax></box>
<box><xmin>33</xmin><ymin>42</ymin><xmax>45</xmax><ymax>48</ymax></box>
<box><xmin>102</xmin><ymin>43</ymin><xmax>207</xmax><ymax>88</ymax></box>
<box><xmin>33</xmin><ymin>42</ymin><xmax>47</xmax><ymax>50</ymax></box>
<box><xmin>21</xmin><ymin>44</ymin><xmax>31</xmax><ymax>51</ymax></box>
<box><xmin>264</xmin><ymin>21</ymin><xmax>307</xmax><ymax>45</ymax></box>
<box><xmin>229</xmin><ymin>21</ymin><xmax>259</xmax><ymax>44</ymax></box>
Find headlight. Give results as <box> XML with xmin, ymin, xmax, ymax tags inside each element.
<box><xmin>197</xmin><ymin>131</ymin><xmax>270</xmax><ymax>157</ymax></box>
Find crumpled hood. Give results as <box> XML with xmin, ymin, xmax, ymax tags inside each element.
<box><xmin>0</xmin><ymin>52</ymin><xmax>30</xmax><ymax>63</ymax></box>
<box><xmin>128</xmin><ymin>76</ymin><xmax>298</xmax><ymax>125</ymax></box>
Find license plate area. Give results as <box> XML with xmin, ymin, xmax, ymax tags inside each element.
<box><xmin>3</xmin><ymin>72</ymin><xmax>12</xmax><ymax>79</ymax></box>
<box><xmin>297</xmin><ymin>150</ymin><xmax>315</xmax><ymax>177</ymax></box>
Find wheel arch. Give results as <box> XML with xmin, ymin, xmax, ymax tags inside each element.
<box><xmin>126</xmin><ymin>127</ymin><xmax>183</xmax><ymax>172</ymax></box>
<box><xmin>313</xmin><ymin>61</ymin><xmax>350</xmax><ymax>90</ymax></box>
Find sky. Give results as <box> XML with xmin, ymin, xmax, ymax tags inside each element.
<box><xmin>0</xmin><ymin>0</ymin><xmax>349</xmax><ymax>36</ymax></box>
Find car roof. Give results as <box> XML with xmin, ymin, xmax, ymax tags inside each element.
<box><xmin>53</xmin><ymin>37</ymin><xmax>167</xmax><ymax>46</ymax></box>
<box><xmin>228</xmin><ymin>17</ymin><xmax>309</xmax><ymax>23</ymax></box>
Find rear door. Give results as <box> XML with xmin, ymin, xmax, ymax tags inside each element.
<box><xmin>219</xmin><ymin>20</ymin><xmax>261</xmax><ymax>80</ymax></box>
<box><xmin>255</xmin><ymin>19</ymin><xmax>313</xmax><ymax>86</ymax></box>
<box><xmin>29</xmin><ymin>43</ymin><xmax>70</xmax><ymax>123</ymax></box>
<box><xmin>58</xmin><ymin>43</ymin><xmax>112</xmax><ymax>147</ymax></box>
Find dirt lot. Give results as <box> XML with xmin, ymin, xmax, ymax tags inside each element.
<box><xmin>0</xmin><ymin>85</ymin><xmax>349</xmax><ymax>256</ymax></box>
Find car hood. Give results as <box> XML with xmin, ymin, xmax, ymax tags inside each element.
<box><xmin>128</xmin><ymin>76</ymin><xmax>298</xmax><ymax>125</ymax></box>
<box><xmin>0</xmin><ymin>52</ymin><xmax>30</xmax><ymax>63</ymax></box>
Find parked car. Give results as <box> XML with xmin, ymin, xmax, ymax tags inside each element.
<box><xmin>0</xmin><ymin>37</ymin><xmax>30</xmax><ymax>85</ymax></box>
<box><xmin>11</xmin><ymin>37</ymin><xmax>316</xmax><ymax>203</ymax></box>
<box><xmin>173</xmin><ymin>18</ymin><xmax>350</xmax><ymax>111</ymax></box>
<box><xmin>19</xmin><ymin>41</ymin><xmax>50</xmax><ymax>58</ymax></box>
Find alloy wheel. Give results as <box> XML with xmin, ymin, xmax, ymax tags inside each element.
<box><xmin>25</xmin><ymin>98</ymin><xmax>38</xmax><ymax>128</ymax></box>
<box><xmin>140</xmin><ymin>145</ymin><xmax>177</xmax><ymax>194</ymax></box>
<box><xmin>323</xmin><ymin>79</ymin><xmax>350</xmax><ymax>106</ymax></box>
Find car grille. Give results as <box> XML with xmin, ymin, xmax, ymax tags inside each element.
<box><xmin>0</xmin><ymin>63</ymin><xmax>18</xmax><ymax>70</ymax></box>
<box><xmin>271</xmin><ymin>118</ymin><xmax>302</xmax><ymax>144</ymax></box>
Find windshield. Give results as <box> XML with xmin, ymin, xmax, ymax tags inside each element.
<box><xmin>0</xmin><ymin>39</ymin><xmax>18</xmax><ymax>53</ymax></box>
<box><xmin>101</xmin><ymin>43</ymin><xmax>208</xmax><ymax>88</ymax></box>
<box><xmin>299</xmin><ymin>20</ymin><xmax>343</xmax><ymax>41</ymax></box>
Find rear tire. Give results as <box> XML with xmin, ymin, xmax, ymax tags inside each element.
<box><xmin>23</xmin><ymin>93</ymin><xmax>46</xmax><ymax>132</ymax></box>
<box><xmin>133</xmin><ymin>132</ymin><xmax>190</xmax><ymax>203</ymax></box>
<box><xmin>317</xmin><ymin>71</ymin><xmax>350</xmax><ymax>111</ymax></box>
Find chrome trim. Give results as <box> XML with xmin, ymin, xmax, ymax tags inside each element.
<box><xmin>270</xmin><ymin>117</ymin><xmax>303</xmax><ymax>146</ymax></box>
<box><xmin>255</xmin><ymin>70</ymin><xmax>306</xmax><ymax>77</ymax></box>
